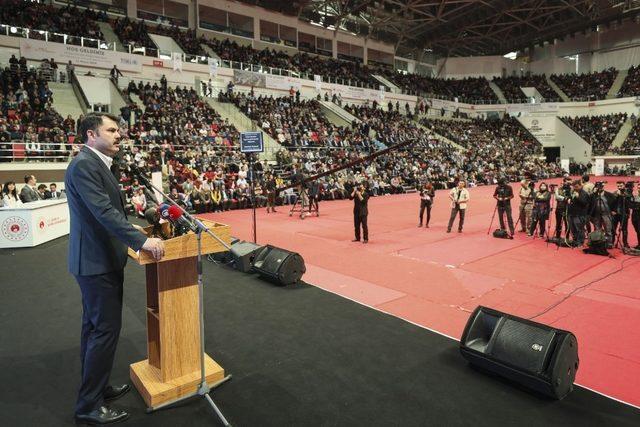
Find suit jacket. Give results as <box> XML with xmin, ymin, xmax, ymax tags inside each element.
<box><xmin>353</xmin><ymin>190</ymin><xmax>370</xmax><ymax>217</ymax></box>
<box><xmin>65</xmin><ymin>146</ymin><xmax>147</xmax><ymax>276</ymax></box>
<box><xmin>20</xmin><ymin>185</ymin><xmax>40</xmax><ymax>203</ymax></box>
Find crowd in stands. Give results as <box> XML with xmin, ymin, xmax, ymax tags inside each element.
<box><xmin>560</xmin><ymin>113</ymin><xmax>627</xmax><ymax>155</ymax></box>
<box><xmin>421</xmin><ymin>117</ymin><xmax>562</xmax><ymax>183</ymax></box>
<box><xmin>618</xmin><ymin>118</ymin><xmax>640</xmax><ymax>154</ymax></box>
<box><xmin>551</xmin><ymin>68</ymin><xmax>618</xmax><ymax>101</ymax></box>
<box><xmin>492</xmin><ymin>74</ymin><xmax>560</xmax><ymax>102</ymax></box>
<box><xmin>0</xmin><ymin>61</ymin><xmax>67</xmax><ymax>161</ymax></box>
<box><xmin>379</xmin><ymin>71</ymin><xmax>498</xmax><ymax>103</ymax></box>
<box><xmin>0</xmin><ymin>0</ymin><xmax>106</xmax><ymax>41</ymax></box>
<box><xmin>112</xmin><ymin>17</ymin><xmax>156</xmax><ymax>51</ymax></box>
<box><xmin>618</xmin><ymin>65</ymin><xmax>640</xmax><ymax>98</ymax></box>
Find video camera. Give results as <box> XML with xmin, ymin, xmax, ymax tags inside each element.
<box><xmin>594</xmin><ymin>180</ymin><xmax>607</xmax><ymax>192</ymax></box>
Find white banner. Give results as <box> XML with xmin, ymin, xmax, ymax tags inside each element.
<box><xmin>314</xmin><ymin>74</ymin><xmax>322</xmax><ymax>93</ymax></box>
<box><xmin>208</xmin><ymin>58</ymin><xmax>218</xmax><ymax>77</ymax></box>
<box><xmin>594</xmin><ymin>158</ymin><xmax>605</xmax><ymax>176</ymax></box>
<box><xmin>379</xmin><ymin>85</ymin><xmax>385</xmax><ymax>101</ymax></box>
<box><xmin>265</xmin><ymin>74</ymin><xmax>301</xmax><ymax>91</ymax></box>
<box><xmin>172</xmin><ymin>52</ymin><xmax>182</xmax><ymax>72</ymax></box>
<box><xmin>19</xmin><ymin>39</ymin><xmax>142</xmax><ymax>73</ymax></box>
<box><xmin>560</xmin><ymin>159</ymin><xmax>570</xmax><ymax>173</ymax></box>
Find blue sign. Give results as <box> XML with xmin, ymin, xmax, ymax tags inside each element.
<box><xmin>240</xmin><ymin>131</ymin><xmax>264</xmax><ymax>153</ymax></box>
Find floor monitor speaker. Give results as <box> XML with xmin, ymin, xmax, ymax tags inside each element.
<box><xmin>460</xmin><ymin>306</ymin><xmax>579</xmax><ymax>399</ymax></box>
<box><xmin>252</xmin><ymin>245</ymin><xmax>306</xmax><ymax>286</ymax></box>
<box><xmin>230</xmin><ymin>241</ymin><xmax>263</xmax><ymax>273</ymax></box>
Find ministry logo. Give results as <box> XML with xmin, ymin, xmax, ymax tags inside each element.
<box><xmin>2</xmin><ymin>216</ymin><xmax>29</xmax><ymax>242</ymax></box>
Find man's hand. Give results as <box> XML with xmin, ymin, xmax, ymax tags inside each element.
<box><xmin>142</xmin><ymin>238</ymin><xmax>165</xmax><ymax>261</ymax></box>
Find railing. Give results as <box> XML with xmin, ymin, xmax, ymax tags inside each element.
<box><xmin>70</xmin><ymin>72</ymin><xmax>91</xmax><ymax>113</ymax></box>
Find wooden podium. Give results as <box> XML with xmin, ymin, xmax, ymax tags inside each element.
<box><xmin>128</xmin><ymin>220</ymin><xmax>232</xmax><ymax>409</ymax></box>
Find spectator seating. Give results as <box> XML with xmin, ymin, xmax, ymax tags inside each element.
<box><xmin>551</xmin><ymin>68</ymin><xmax>618</xmax><ymax>101</ymax></box>
<box><xmin>560</xmin><ymin>113</ymin><xmax>627</xmax><ymax>155</ymax></box>
<box><xmin>492</xmin><ymin>75</ymin><xmax>560</xmax><ymax>103</ymax></box>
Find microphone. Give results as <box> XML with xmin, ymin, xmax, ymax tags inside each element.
<box><xmin>168</xmin><ymin>204</ymin><xmax>199</xmax><ymax>234</ymax></box>
<box><xmin>158</xmin><ymin>203</ymin><xmax>171</xmax><ymax>221</ymax></box>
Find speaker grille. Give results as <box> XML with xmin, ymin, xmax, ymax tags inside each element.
<box><xmin>491</xmin><ymin>319</ymin><xmax>555</xmax><ymax>374</ymax></box>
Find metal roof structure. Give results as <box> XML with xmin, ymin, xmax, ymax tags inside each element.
<box><xmin>242</xmin><ymin>1</ymin><xmax>640</xmax><ymax>58</ymax></box>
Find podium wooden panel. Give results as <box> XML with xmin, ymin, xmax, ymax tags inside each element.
<box><xmin>129</xmin><ymin>220</ymin><xmax>232</xmax><ymax>408</ymax></box>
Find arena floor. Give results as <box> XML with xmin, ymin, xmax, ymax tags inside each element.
<box><xmin>202</xmin><ymin>177</ymin><xmax>640</xmax><ymax>408</ymax></box>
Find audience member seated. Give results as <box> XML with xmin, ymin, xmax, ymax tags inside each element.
<box><xmin>560</xmin><ymin>113</ymin><xmax>626</xmax><ymax>155</ymax></box>
<box><xmin>492</xmin><ymin>74</ymin><xmax>560</xmax><ymax>102</ymax></box>
<box><xmin>113</xmin><ymin>17</ymin><xmax>156</xmax><ymax>52</ymax></box>
<box><xmin>551</xmin><ymin>68</ymin><xmax>617</xmax><ymax>101</ymax></box>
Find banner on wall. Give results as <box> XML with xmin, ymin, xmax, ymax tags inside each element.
<box><xmin>265</xmin><ymin>74</ymin><xmax>301</xmax><ymax>91</ymax></box>
<box><xmin>19</xmin><ymin>39</ymin><xmax>142</xmax><ymax>73</ymax></box>
<box><xmin>594</xmin><ymin>158</ymin><xmax>605</xmax><ymax>176</ymax></box>
<box><xmin>208</xmin><ymin>58</ymin><xmax>218</xmax><ymax>77</ymax></box>
<box><xmin>172</xmin><ymin>52</ymin><xmax>182</xmax><ymax>72</ymax></box>
<box><xmin>233</xmin><ymin>69</ymin><xmax>266</xmax><ymax>88</ymax></box>
<box><xmin>560</xmin><ymin>159</ymin><xmax>570</xmax><ymax>173</ymax></box>
<box><xmin>314</xmin><ymin>75</ymin><xmax>322</xmax><ymax>93</ymax></box>
<box><xmin>379</xmin><ymin>85</ymin><xmax>385</xmax><ymax>101</ymax></box>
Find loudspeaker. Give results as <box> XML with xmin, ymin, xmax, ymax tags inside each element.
<box><xmin>460</xmin><ymin>306</ymin><xmax>579</xmax><ymax>399</ymax></box>
<box><xmin>252</xmin><ymin>245</ymin><xmax>306</xmax><ymax>286</ymax></box>
<box><xmin>230</xmin><ymin>241</ymin><xmax>263</xmax><ymax>273</ymax></box>
<box><xmin>584</xmin><ymin>231</ymin><xmax>609</xmax><ymax>256</ymax></box>
<box><xmin>493</xmin><ymin>229</ymin><xmax>510</xmax><ymax>239</ymax></box>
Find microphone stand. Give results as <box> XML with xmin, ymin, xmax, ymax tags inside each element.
<box><xmin>133</xmin><ymin>168</ymin><xmax>232</xmax><ymax>426</ymax></box>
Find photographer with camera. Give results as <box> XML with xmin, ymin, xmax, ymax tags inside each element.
<box><xmin>567</xmin><ymin>179</ymin><xmax>590</xmax><ymax>246</ymax></box>
<box><xmin>518</xmin><ymin>179</ymin><xmax>534</xmax><ymax>233</ymax></box>
<box><xmin>552</xmin><ymin>177</ymin><xmax>573</xmax><ymax>239</ymax></box>
<box><xmin>590</xmin><ymin>181</ymin><xmax>615</xmax><ymax>248</ymax></box>
<box><xmin>632</xmin><ymin>184</ymin><xmax>640</xmax><ymax>249</ymax></box>
<box><xmin>492</xmin><ymin>177</ymin><xmax>514</xmax><ymax>237</ymax></box>
<box><xmin>612</xmin><ymin>181</ymin><xmax>633</xmax><ymax>248</ymax></box>
<box><xmin>529</xmin><ymin>182</ymin><xmax>551</xmax><ymax>237</ymax></box>
<box><xmin>418</xmin><ymin>182</ymin><xmax>435</xmax><ymax>228</ymax></box>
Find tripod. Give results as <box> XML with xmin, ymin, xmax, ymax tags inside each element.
<box><xmin>134</xmin><ymin>169</ymin><xmax>232</xmax><ymax>425</ymax></box>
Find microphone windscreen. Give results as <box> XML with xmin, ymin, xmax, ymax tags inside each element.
<box><xmin>168</xmin><ymin>204</ymin><xmax>183</xmax><ymax>221</ymax></box>
<box><xmin>144</xmin><ymin>207</ymin><xmax>158</xmax><ymax>225</ymax></box>
<box><xmin>158</xmin><ymin>203</ymin><xmax>171</xmax><ymax>219</ymax></box>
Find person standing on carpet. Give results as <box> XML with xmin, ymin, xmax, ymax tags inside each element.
<box><xmin>447</xmin><ymin>180</ymin><xmax>470</xmax><ymax>233</ymax></box>
<box><xmin>351</xmin><ymin>182</ymin><xmax>370</xmax><ymax>243</ymax></box>
<box><xmin>65</xmin><ymin>113</ymin><xmax>165</xmax><ymax>425</ymax></box>
<box><xmin>418</xmin><ymin>182</ymin><xmax>435</xmax><ymax>228</ymax></box>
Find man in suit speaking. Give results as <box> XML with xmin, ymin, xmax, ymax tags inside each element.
<box><xmin>65</xmin><ymin>113</ymin><xmax>165</xmax><ymax>424</ymax></box>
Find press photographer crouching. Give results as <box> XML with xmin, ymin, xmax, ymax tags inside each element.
<box><xmin>493</xmin><ymin>178</ymin><xmax>514</xmax><ymax>237</ymax></box>
<box><xmin>529</xmin><ymin>182</ymin><xmax>551</xmax><ymax>238</ymax></box>
<box><xmin>567</xmin><ymin>179</ymin><xmax>590</xmax><ymax>246</ymax></box>
<box><xmin>551</xmin><ymin>177</ymin><xmax>573</xmax><ymax>239</ymax></box>
<box><xmin>590</xmin><ymin>181</ymin><xmax>615</xmax><ymax>248</ymax></box>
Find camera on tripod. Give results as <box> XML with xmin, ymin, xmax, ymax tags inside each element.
<box><xmin>594</xmin><ymin>181</ymin><xmax>607</xmax><ymax>192</ymax></box>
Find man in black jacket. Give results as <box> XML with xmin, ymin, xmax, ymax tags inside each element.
<box><xmin>611</xmin><ymin>181</ymin><xmax>632</xmax><ymax>248</ymax></box>
<box><xmin>567</xmin><ymin>179</ymin><xmax>590</xmax><ymax>245</ymax></box>
<box><xmin>351</xmin><ymin>182</ymin><xmax>369</xmax><ymax>243</ymax></box>
<box><xmin>493</xmin><ymin>178</ymin><xmax>514</xmax><ymax>236</ymax></box>
<box><xmin>66</xmin><ymin>113</ymin><xmax>165</xmax><ymax>424</ymax></box>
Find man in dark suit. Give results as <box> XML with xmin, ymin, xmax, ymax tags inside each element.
<box><xmin>20</xmin><ymin>174</ymin><xmax>41</xmax><ymax>202</ymax></box>
<box><xmin>65</xmin><ymin>113</ymin><xmax>165</xmax><ymax>424</ymax></box>
<box><xmin>44</xmin><ymin>182</ymin><xmax>64</xmax><ymax>199</ymax></box>
<box><xmin>351</xmin><ymin>182</ymin><xmax>370</xmax><ymax>243</ymax></box>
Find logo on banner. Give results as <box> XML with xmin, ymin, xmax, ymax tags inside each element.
<box><xmin>2</xmin><ymin>216</ymin><xmax>29</xmax><ymax>242</ymax></box>
<box><xmin>152</xmin><ymin>60</ymin><xmax>164</xmax><ymax>67</ymax></box>
<box><xmin>38</xmin><ymin>216</ymin><xmax>47</xmax><ymax>231</ymax></box>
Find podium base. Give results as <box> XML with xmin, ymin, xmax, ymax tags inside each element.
<box><xmin>130</xmin><ymin>354</ymin><xmax>225</xmax><ymax>408</ymax></box>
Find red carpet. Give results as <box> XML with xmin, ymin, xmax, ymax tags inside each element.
<box><xmin>200</xmin><ymin>177</ymin><xmax>640</xmax><ymax>407</ymax></box>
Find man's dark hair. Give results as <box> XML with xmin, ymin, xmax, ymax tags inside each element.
<box><xmin>50</xmin><ymin>183</ymin><xmax>57</xmax><ymax>188</ymax></box>
<box><xmin>582</xmin><ymin>174</ymin><xmax>590</xmax><ymax>183</ymax></box>
<box><xmin>78</xmin><ymin>112</ymin><xmax>121</xmax><ymax>144</ymax></box>
<box><xmin>37</xmin><ymin>184</ymin><xmax>46</xmax><ymax>191</ymax></box>
<box><xmin>24</xmin><ymin>174</ymin><xmax>33</xmax><ymax>184</ymax></box>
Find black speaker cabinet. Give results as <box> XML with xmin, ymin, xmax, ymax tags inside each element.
<box><xmin>460</xmin><ymin>306</ymin><xmax>579</xmax><ymax>399</ymax></box>
<box><xmin>252</xmin><ymin>245</ymin><xmax>306</xmax><ymax>286</ymax></box>
<box><xmin>230</xmin><ymin>241</ymin><xmax>263</xmax><ymax>273</ymax></box>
